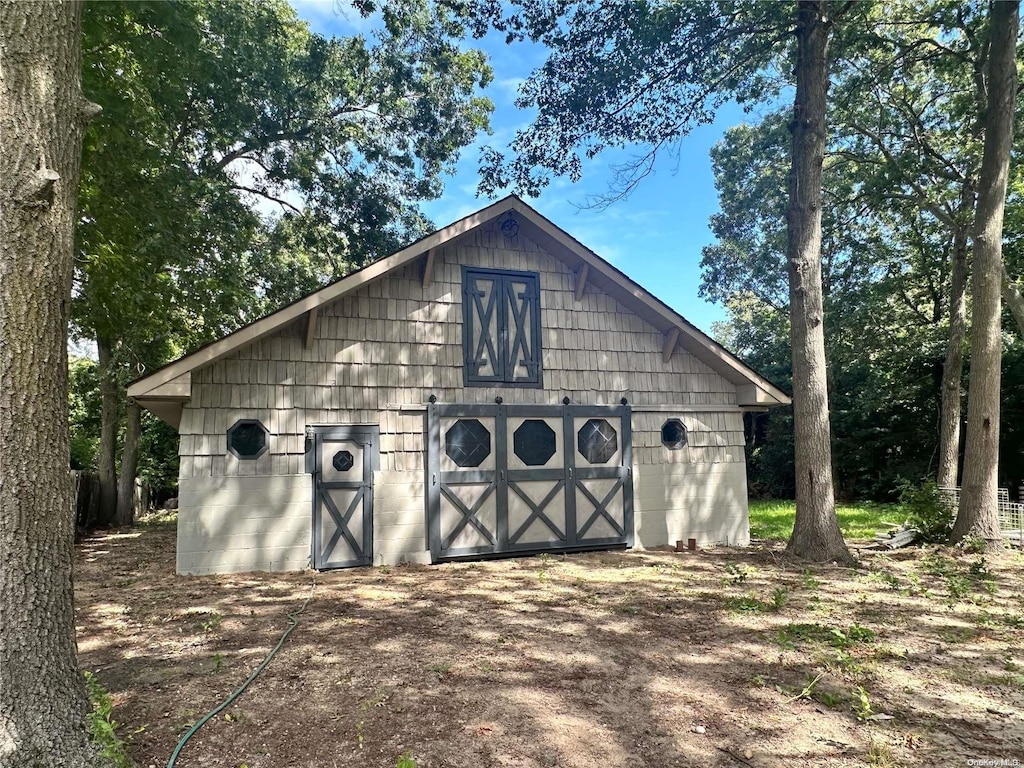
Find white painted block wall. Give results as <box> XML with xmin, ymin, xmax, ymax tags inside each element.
<box><xmin>176</xmin><ymin>458</ymin><xmax>749</xmax><ymax>575</ymax></box>
<box><xmin>176</xmin><ymin>474</ymin><xmax>312</xmax><ymax>575</ymax></box>
<box><xmin>633</xmin><ymin>462</ymin><xmax>751</xmax><ymax>549</ymax></box>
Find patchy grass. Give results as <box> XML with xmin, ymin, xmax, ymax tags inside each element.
<box><xmin>749</xmin><ymin>499</ymin><xmax>901</xmax><ymax>541</ymax></box>
<box><xmin>76</xmin><ymin>521</ymin><xmax>1024</xmax><ymax>768</ymax></box>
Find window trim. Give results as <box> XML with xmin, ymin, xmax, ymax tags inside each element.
<box><xmin>226</xmin><ymin>418</ymin><xmax>269</xmax><ymax>460</ymax></box>
<box><xmin>661</xmin><ymin>418</ymin><xmax>688</xmax><ymax>450</ymax></box>
<box><xmin>461</xmin><ymin>266</ymin><xmax>543</xmax><ymax>388</ymax></box>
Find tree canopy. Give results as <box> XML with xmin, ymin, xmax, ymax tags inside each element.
<box><xmin>73</xmin><ymin>0</ymin><xmax>493</xmax><ymax>515</ymax></box>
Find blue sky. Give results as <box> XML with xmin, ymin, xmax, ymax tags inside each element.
<box><xmin>291</xmin><ymin>0</ymin><xmax>754</xmax><ymax>335</ymax></box>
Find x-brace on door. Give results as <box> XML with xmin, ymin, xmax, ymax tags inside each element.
<box><xmin>426</xmin><ymin>403</ymin><xmax>633</xmax><ymax>561</ymax></box>
<box><xmin>310</xmin><ymin>425</ymin><xmax>378</xmax><ymax>569</ymax></box>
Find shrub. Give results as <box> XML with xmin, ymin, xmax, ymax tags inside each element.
<box><xmin>897</xmin><ymin>480</ymin><xmax>954</xmax><ymax>543</ymax></box>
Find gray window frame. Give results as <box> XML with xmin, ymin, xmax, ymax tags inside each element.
<box><xmin>227</xmin><ymin>418</ymin><xmax>269</xmax><ymax>459</ymax></box>
<box><xmin>462</xmin><ymin>266</ymin><xmax>542</xmax><ymax>388</ymax></box>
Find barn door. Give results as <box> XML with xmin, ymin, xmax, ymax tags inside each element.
<box><xmin>505</xmin><ymin>405</ymin><xmax>570</xmax><ymax>552</ymax></box>
<box><xmin>426</xmin><ymin>403</ymin><xmax>633</xmax><ymax>561</ymax></box>
<box><xmin>568</xmin><ymin>406</ymin><xmax>634</xmax><ymax>549</ymax></box>
<box><xmin>310</xmin><ymin>425</ymin><xmax>377</xmax><ymax>569</ymax></box>
<box><xmin>427</xmin><ymin>405</ymin><xmax>502</xmax><ymax>559</ymax></box>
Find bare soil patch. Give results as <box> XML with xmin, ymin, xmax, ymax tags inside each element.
<box><xmin>76</xmin><ymin>521</ymin><xmax>1024</xmax><ymax>767</ymax></box>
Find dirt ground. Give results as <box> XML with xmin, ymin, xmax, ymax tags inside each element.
<box><xmin>76</xmin><ymin>519</ymin><xmax>1024</xmax><ymax>768</ymax></box>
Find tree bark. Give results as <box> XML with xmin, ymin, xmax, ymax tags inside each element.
<box><xmin>114</xmin><ymin>399</ymin><xmax>141</xmax><ymax>527</ymax></box>
<box><xmin>937</xmin><ymin>200</ymin><xmax>971</xmax><ymax>489</ymax></box>
<box><xmin>96</xmin><ymin>334</ymin><xmax>118</xmax><ymax>526</ymax></box>
<box><xmin>784</xmin><ymin>1</ymin><xmax>853</xmax><ymax>564</ymax></box>
<box><xmin>0</xmin><ymin>2</ymin><xmax>106</xmax><ymax>765</ymax></box>
<box><xmin>952</xmin><ymin>0</ymin><xmax>1019</xmax><ymax>547</ymax></box>
<box><xmin>1001</xmin><ymin>266</ymin><xmax>1024</xmax><ymax>337</ymax></box>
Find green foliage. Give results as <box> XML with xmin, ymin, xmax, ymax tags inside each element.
<box><xmin>396</xmin><ymin>753</ymin><xmax>417</xmax><ymax>768</ymax></box>
<box><xmin>726</xmin><ymin>588</ymin><xmax>788</xmax><ymax>614</ymax></box>
<box><xmin>897</xmin><ymin>481</ymin><xmax>954</xmax><ymax>543</ymax></box>
<box><xmin>73</xmin><ymin>0</ymin><xmax>493</xmax><ymax>491</ymax></box>
<box><xmin>776</xmin><ymin>622</ymin><xmax>876</xmax><ymax>650</ymax></box>
<box><xmin>851</xmin><ymin>685</ymin><xmax>874</xmax><ymax>721</ymax></box>
<box><xmin>471</xmin><ymin>1</ymin><xmax>806</xmax><ymax>198</ymax></box>
<box><xmin>69</xmin><ymin>356</ymin><xmax>101</xmax><ymax>470</ymax></box>
<box><xmin>84</xmin><ymin>671</ymin><xmax>133</xmax><ymax>768</ymax></box>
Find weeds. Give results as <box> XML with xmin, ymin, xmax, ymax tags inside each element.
<box><xmin>867</xmin><ymin>738</ymin><xmax>895</xmax><ymax>767</ymax></box>
<box><xmin>196</xmin><ymin>612</ymin><xmax>223</xmax><ymax>634</ymax></box>
<box><xmin>396</xmin><ymin>753</ymin><xmax>417</xmax><ymax>768</ymax></box>
<box><xmin>723</xmin><ymin>564</ymin><xmax>751</xmax><ymax>584</ymax></box>
<box><xmin>801</xmin><ymin>571</ymin><xmax>822</xmax><ymax>590</ymax></box>
<box><xmin>785</xmin><ymin>672</ymin><xmax>824</xmax><ymax>703</ymax></box>
<box><xmin>852</xmin><ymin>686</ymin><xmax>874</xmax><ymax>721</ymax></box>
<box><xmin>84</xmin><ymin>671</ymin><xmax>133</xmax><ymax>768</ymax></box>
<box><xmin>818</xmin><ymin>691</ymin><xmax>844</xmax><ymax>708</ymax></box>
<box><xmin>429</xmin><ymin>662</ymin><xmax>453</xmax><ymax>680</ymax></box>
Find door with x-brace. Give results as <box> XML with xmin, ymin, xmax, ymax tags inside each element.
<box><xmin>426</xmin><ymin>403</ymin><xmax>633</xmax><ymax>561</ymax></box>
<box><xmin>310</xmin><ymin>425</ymin><xmax>377</xmax><ymax>569</ymax></box>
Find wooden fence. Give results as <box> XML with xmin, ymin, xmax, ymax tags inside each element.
<box><xmin>71</xmin><ymin>471</ymin><xmax>149</xmax><ymax>531</ymax></box>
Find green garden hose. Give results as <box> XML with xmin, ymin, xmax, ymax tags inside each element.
<box><xmin>166</xmin><ymin>582</ymin><xmax>316</xmax><ymax>768</ymax></box>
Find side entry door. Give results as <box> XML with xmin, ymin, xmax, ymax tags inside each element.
<box><xmin>310</xmin><ymin>425</ymin><xmax>378</xmax><ymax>569</ymax></box>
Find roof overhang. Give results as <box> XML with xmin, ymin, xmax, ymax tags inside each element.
<box><xmin>128</xmin><ymin>195</ymin><xmax>790</xmax><ymax>411</ymax></box>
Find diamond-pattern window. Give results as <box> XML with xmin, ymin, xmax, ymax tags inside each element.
<box><xmin>227</xmin><ymin>419</ymin><xmax>268</xmax><ymax>459</ymax></box>
<box><xmin>513</xmin><ymin>420</ymin><xmax>557</xmax><ymax>466</ymax></box>
<box><xmin>332</xmin><ymin>450</ymin><xmax>354</xmax><ymax>472</ymax></box>
<box><xmin>661</xmin><ymin>419</ymin><xmax>688</xmax><ymax>450</ymax></box>
<box><xmin>577</xmin><ymin>419</ymin><xmax>618</xmax><ymax>464</ymax></box>
<box><xmin>445</xmin><ymin>419</ymin><xmax>491</xmax><ymax>467</ymax></box>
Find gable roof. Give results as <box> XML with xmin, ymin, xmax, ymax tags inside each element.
<box><xmin>128</xmin><ymin>195</ymin><xmax>790</xmax><ymax>409</ymax></box>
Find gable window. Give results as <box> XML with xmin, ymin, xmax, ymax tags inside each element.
<box><xmin>462</xmin><ymin>267</ymin><xmax>542</xmax><ymax>386</ymax></box>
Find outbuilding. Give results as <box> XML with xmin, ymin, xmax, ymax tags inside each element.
<box><xmin>128</xmin><ymin>196</ymin><xmax>790</xmax><ymax>575</ymax></box>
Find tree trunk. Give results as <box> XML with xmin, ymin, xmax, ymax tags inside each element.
<box><xmin>0</xmin><ymin>2</ymin><xmax>106</xmax><ymax>765</ymax></box>
<box><xmin>96</xmin><ymin>335</ymin><xmax>118</xmax><ymax>526</ymax></box>
<box><xmin>952</xmin><ymin>0</ymin><xmax>1019</xmax><ymax>547</ymax></box>
<box><xmin>1001</xmin><ymin>266</ymin><xmax>1024</xmax><ymax>336</ymax></box>
<box><xmin>937</xmin><ymin>212</ymin><xmax>971</xmax><ymax>489</ymax></box>
<box><xmin>784</xmin><ymin>1</ymin><xmax>852</xmax><ymax>564</ymax></box>
<box><xmin>114</xmin><ymin>399</ymin><xmax>141</xmax><ymax>527</ymax></box>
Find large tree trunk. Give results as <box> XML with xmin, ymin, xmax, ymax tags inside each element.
<box><xmin>0</xmin><ymin>2</ymin><xmax>105</xmax><ymax>765</ymax></box>
<box><xmin>952</xmin><ymin>0</ymin><xmax>1019</xmax><ymax>547</ymax></box>
<box><xmin>784</xmin><ymin>1</ymin><xmax>852</xmax><ymax>564</ymax></box>
<box><xmin>937</xmin><ymin>211</ymin><xmax>971</xmax><ymax>489</ymax></box>
<box><xmin>114</xmin><ymin>399</ymin><xmax>141</xmax><ymax>527</ymax></box>
<box><xmin>96</xmin><ymin>334</ymin><xmax>118</xmax><ymax>526</ymax></box>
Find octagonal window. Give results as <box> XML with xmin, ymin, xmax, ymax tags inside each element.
<box><xmin>513</xmin><ymin>420</ymin><xmax>557</xmax><ymax>466</ymax></box>
<box><xmin>445</xmin><ymin>419</ymin><xmax>491</xmax><ymax>467</ymax></box>
<box><xmin>577</xmin><ymin>419</ymin><xmax>617</xmax><ymax>464</ymax></box>
<box><xmin>661</xmin><ymin>419</ymin><xmax>688</xmax><ymax>450</ymax></box>
<box><xmin>227</xmin><ymin>419</ymin><xmax>268</xmax><ymax>459</ymax></box>
<box><xmin>332</xmin><ymin>450</ymin><xmax>354</xmax><ymax>472</ymax></box>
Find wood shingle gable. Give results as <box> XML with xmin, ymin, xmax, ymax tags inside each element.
<box><xmin>128</xmin><ymin>195</ymin><xmax>789</xmax><ymax>424</ymax></box>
